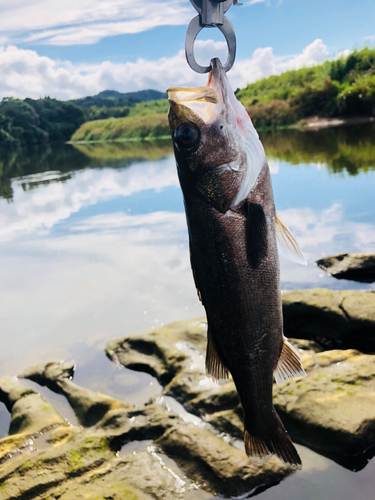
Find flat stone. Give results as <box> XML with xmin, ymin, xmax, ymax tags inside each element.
<box><xmin>282</xmin><ymin>289</ymin><xmax>375</xmax><ymax>350</ymax></box>
<box><xmin>274</xmin><ymin>349</ymin><xmax>375</xmax><ymax>455</ymax></box>
<box><xmin>316</xmin><ymin>253</ymin><xmax>375</xmax><ymax>283</ymax></box>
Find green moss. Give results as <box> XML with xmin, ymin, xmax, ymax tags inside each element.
<box><xmin>69</xmin><ymin>449</ymin><xmax>84</xmax><ymax>471</ymax></box>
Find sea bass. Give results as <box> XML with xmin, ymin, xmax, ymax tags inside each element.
<box><xmin>167</xmin><ymin>58</ymin><xmax>306</xmax><ymax>468</ymax></box>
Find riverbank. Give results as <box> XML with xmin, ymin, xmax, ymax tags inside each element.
<box><xmin>1</xmin><ymin>288</ymin><xmax>375</xmax><ymax>499</ymax></box>
<box><xmin>69</xmin><ymin>112</ymin><xmax>375</xmax><ymax>144</ymax></box>
<box><xmin>302</xmin><ymin>115</ymin><xmax>375</xmax><ymax>129</ymax></box>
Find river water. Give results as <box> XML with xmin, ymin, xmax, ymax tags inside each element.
<box><xmin>0</xmin><ymin>124</ymin><xmax>374</xmax><ymax>498</ymax></box>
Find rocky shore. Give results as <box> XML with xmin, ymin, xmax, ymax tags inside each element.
<box><xmin>1</xmin><ymin>288</ymin><xmax>375</xmax><ymax>499</ymax></box>
<box><xmin>316</xmin><ymin>253</ymin><xmax>375</xmax><ymax>284</ymax></box>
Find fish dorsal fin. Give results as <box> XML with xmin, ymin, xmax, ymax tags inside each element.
<box><xmin>246</xmin><ymin>201</ymin><xmax>268</xmax><ymax>268</ymax></box>
<box><xmin>275</xmin><ymin>213</ymin><xmax>306</xmax><ymax>265</ymax></box>
<box><xmin>274</xmin><ymin>336</ymin><xmax>306</xmax><ymax>385</ymax></box>
<box><xmin>206</xmin><ymin>330</ymin><xmax>230</xmax><ymax>384</ymax></box>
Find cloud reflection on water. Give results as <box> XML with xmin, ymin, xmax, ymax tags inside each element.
<box><xmin>0</xmin><ymin>138</ymin><xmax>374</xmax><ymax>377</ymax></box>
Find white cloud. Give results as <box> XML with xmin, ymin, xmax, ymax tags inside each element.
<box><xmin>0</xmin><ymin>155</ymin><xmax>179</xmax><ymax>243</ymax></box>
<box><xmin>277</xmin><ymin>38</ymin><xmax>329</xmax><ymax>72</ymax></box>
<box><xmin>334</xmin><ymin>49</ymin><xmax>351</xmax><ymax>60</ymax></box>
<box><xmin>0</xmin><ymin>0</ymin><xmax>191</xmax><ymax>46</ymax></box>
<box><xmin>0</xmin><ymin>39</ymin><xmax>335</xmax><ymax>100</ymax></box>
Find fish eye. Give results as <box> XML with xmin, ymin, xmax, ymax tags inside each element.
<box><xmin>174</xmin><ymin>123</ymin><xmax>200</xmax><ymax>152</ymax></box>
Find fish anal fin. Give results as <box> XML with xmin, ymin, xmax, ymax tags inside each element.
<box><xmin>274</xmin><ymin>337</ymin><xmax>306</xmax><ymax>385</ymax></box>
<box><xmin>246</xmin><ymin>201</ymin><xmax>268</xmax><ymax>268</ymax></box>
<box><xmin>275</xmin><ymin>213</ymin><xmax>306</xmax><ymax>265</ymax></box>
<box><xmin>244</xmin><ymin>414</ymin><xmax>302</xmax><ymax>469</ymax></box>
<box><xmin>206</xmin><ymin>331</ymin><xmax>230</xmax><ymax>384</ymax></box>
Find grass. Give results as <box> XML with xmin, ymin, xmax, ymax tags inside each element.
<box><xmin>71</xmin><ymin>113</ymin><xmax>170</xmax><ymax>142</ymax></box>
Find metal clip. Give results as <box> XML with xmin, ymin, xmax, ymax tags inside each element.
<box><xmin>185</xmin><ymin>1</ymin><xmax>242</xmax><ymax>74</ymax></box>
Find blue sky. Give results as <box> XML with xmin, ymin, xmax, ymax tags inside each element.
<box><xmin>0</xmin><ymin>0</ymin><xmax>374</xmax><ymax>99</ymax></box>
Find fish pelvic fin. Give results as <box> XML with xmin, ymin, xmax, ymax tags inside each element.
<box><xmin>275</xmin><ymin>213</ymin><xmax>307</xmax><ymax>265</ymax></box>
<box><xmin>274</xmin><ymin>336</ymin><xmax>306</xmax><ymax>385</ymax></box>
<box><xmin>205</xmin><ymin>330</ymin><xmax>230</xmax><ymax>384</ymax></box>
<box><xmin>244</xmin><ymin>414</ymin><xmax>302</xmax><ymax>469</ymax></box>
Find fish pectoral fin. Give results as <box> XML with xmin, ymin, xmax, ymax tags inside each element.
<box><xmin>244</xmin><ymin>413</ymin><xmax>302</xmax><ymax>469</ymax></box>
<box><xmin>275</xmin><ymin>213</ymin><xmax>307</xmax><ymax>265</ymax></box>
<box><xmin>274</xmin><ymin>336</ymin><xmax>306</xmax><ymax>385</ymax></box>
<box><xmin>205</xmin><ymin>331</ymin><xmax>230</xmax><ymax>384</ymax></box>
<box><xmin>190</xmin><ymin>247</ymin><xmax>202</xmax><ymax>303</ymax></box>
<box><xmin>246</xmin><ymin>201</ymin><xmax>268</xmax><ymax>268</ymax></box>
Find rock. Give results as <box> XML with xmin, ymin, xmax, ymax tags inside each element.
<box><xmin>106</xmin><ymin>319</ymin><xmax>241</xmax><ymax>418</ymax></box>
<box><xmin>0</xmin><ymin>363</ymin><xmax>291</xmax><ymax>499</ymax></box>
<box><xmin>316</xmin><ymin>253</ymin><xmax>375</xmax><ymax>283</ymax></box>
<box><xmin>20</xmin><ymin>361</ymin><xmax>134</xmax><ymax>428</ymax></box>
<box><xmin>0</xmin><ymin>425</ymin><xmax>183</xmax><ymax>500</ymax></box>
<box><xmin>106</xmin><ymin>318</ymin><xmax>207</xmax><ymax>384</ymax></box>
<box><xmin>0</xmin><ymin>377</ymin><xmax>68</xmax><ymax>436</ymax></box>
<box><xmin>282</xmin><ymin>289</ymin><xmax>375</xmax><ymax>350</ymax></box>
<box><xmin>155</xmin><ymin>425</ymin><xmax>291</xmax><ymax>497</ymax></box>
<box><xmin>273</xmin><ymin>349</ymin><xmax>375</xmax><ymax>455</ymax></box>
<box><xmin>106</xmin><ymin>314</ymin><xmax>375</xmax><ymax>461</ymax></box>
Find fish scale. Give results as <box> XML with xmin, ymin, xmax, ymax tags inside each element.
<box><xmin>167</xmin><ymin>58</ymin><xmax>306</xmax><ymax>468</ymax></box>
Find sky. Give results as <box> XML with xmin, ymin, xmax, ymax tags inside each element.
<box><xmin>0</xmin><ymin>0</ymin><xmax>374</xmax><ymax>100</ymax></box>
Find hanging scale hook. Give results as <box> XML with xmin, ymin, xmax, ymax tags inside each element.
<box><xmin>185</xmin><ymin>0</ymin><xmax>242</xmax><ymax>74</ymax></box>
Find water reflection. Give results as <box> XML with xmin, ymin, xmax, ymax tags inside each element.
<box><xmin>0</xmin><ymin>127</ymin><xmax>375</xmax><ymax>496</ymax></box>
<box><xmin>260</xmin><ymin>123</ymin><xmax>375</xmax><ymax>176</ymax></box>
<box><xmin>0</xmin><ymin>140</ymin><xmax>173</xmax><ymax>202</ymax></box>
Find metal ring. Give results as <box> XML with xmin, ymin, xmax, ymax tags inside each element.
<box><xmin>185</xmin><ymin>15</ymin><xmax>236</xmax><ymax>73</ymax></box>
<box><xmin>189</xmin><ymin>0</ymin><xmax>234</xmax><ymax>16</ymax></box>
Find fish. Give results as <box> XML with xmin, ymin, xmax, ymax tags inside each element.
<box><xmin>166</xmin><ymin>58</ymin><xmax>306</xmax><ymax>468</ymax></box>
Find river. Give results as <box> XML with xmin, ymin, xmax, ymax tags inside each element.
<box><xmin>0</xmin><ymin>123</ymin><xmax>374</xmax><ymax>498</ymax></box>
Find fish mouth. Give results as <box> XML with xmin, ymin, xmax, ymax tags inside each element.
<box><xmin>207</xmin><ymin>58</ymin><xmax>227</xmax><ymax>103</ymax></box>
<box><xmin>167</xmin><ymin>58</ymin><xmax>229</xmax><ymax>124</ymax></box>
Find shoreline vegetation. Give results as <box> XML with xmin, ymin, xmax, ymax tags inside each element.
<box><xmin>0</xmin><ymin>48</ymin><xmax>374</xmax><ymax>148</ymax></box>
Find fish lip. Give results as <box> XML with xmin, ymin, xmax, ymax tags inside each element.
<box><xmin>208</xmin><ymin>58</ymin><xmax>227</xmax><ymax>104</ymax></box>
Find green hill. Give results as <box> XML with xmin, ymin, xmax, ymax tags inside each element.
<box><xmin>236</xmin><ymin>47</ymin><xmax>375</xmax><ymax>128</ymax></box>
<box><xmin>0</xmin><ymin>91</ymin><xmax>167</xmax><ymax>148</ymax></box>
<box><xmin>71</xmin><ymin>89</ymin><xmax>167</xmax><ymax>108</ymax></box>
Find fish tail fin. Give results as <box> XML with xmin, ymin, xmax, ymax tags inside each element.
<box><xmin>244</xmin><ymin>415</ymin><xmax>302</xmax><ymax>469</ymax></box>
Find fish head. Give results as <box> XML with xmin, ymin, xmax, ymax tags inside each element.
<box><xmin>167</xmin><ymin>58</ymin><xmax>265</xmax><ymax>213</ymax></box>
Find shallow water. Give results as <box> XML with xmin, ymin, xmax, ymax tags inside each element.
<box><xmin>0</xmin><ymin>124</ymin><xmax>374</xmax><ymax>497</ymax></box>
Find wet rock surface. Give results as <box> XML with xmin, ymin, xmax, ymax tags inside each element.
<box><xmin>282</xmin><ymin>289</ymin><xmax>375</xmax><ymax>351</ymax></box>
<box><xmin>316</xmin><ymin>253</ymin><xmax>375</xmax><ymax>283</ymax></box>
<box><xmin>1</xmin><ymin>289</ymin><xmax>375</xmax><ymax>498</ymax></box>
<box><xmin>106</xmin><ymin>307</ymin><xmax>375</xmax><ymax>462</ymax></box>
<box><xmin>0</xmin><ymin>359</ymin><xmax>291</xmax><ymax>499</ymax></box>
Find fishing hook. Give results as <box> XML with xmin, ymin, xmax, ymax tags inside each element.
<box><xmin>185</xmin><ymin>0</ymin><xmax>242</xmax><ymax>74</ymax></box>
